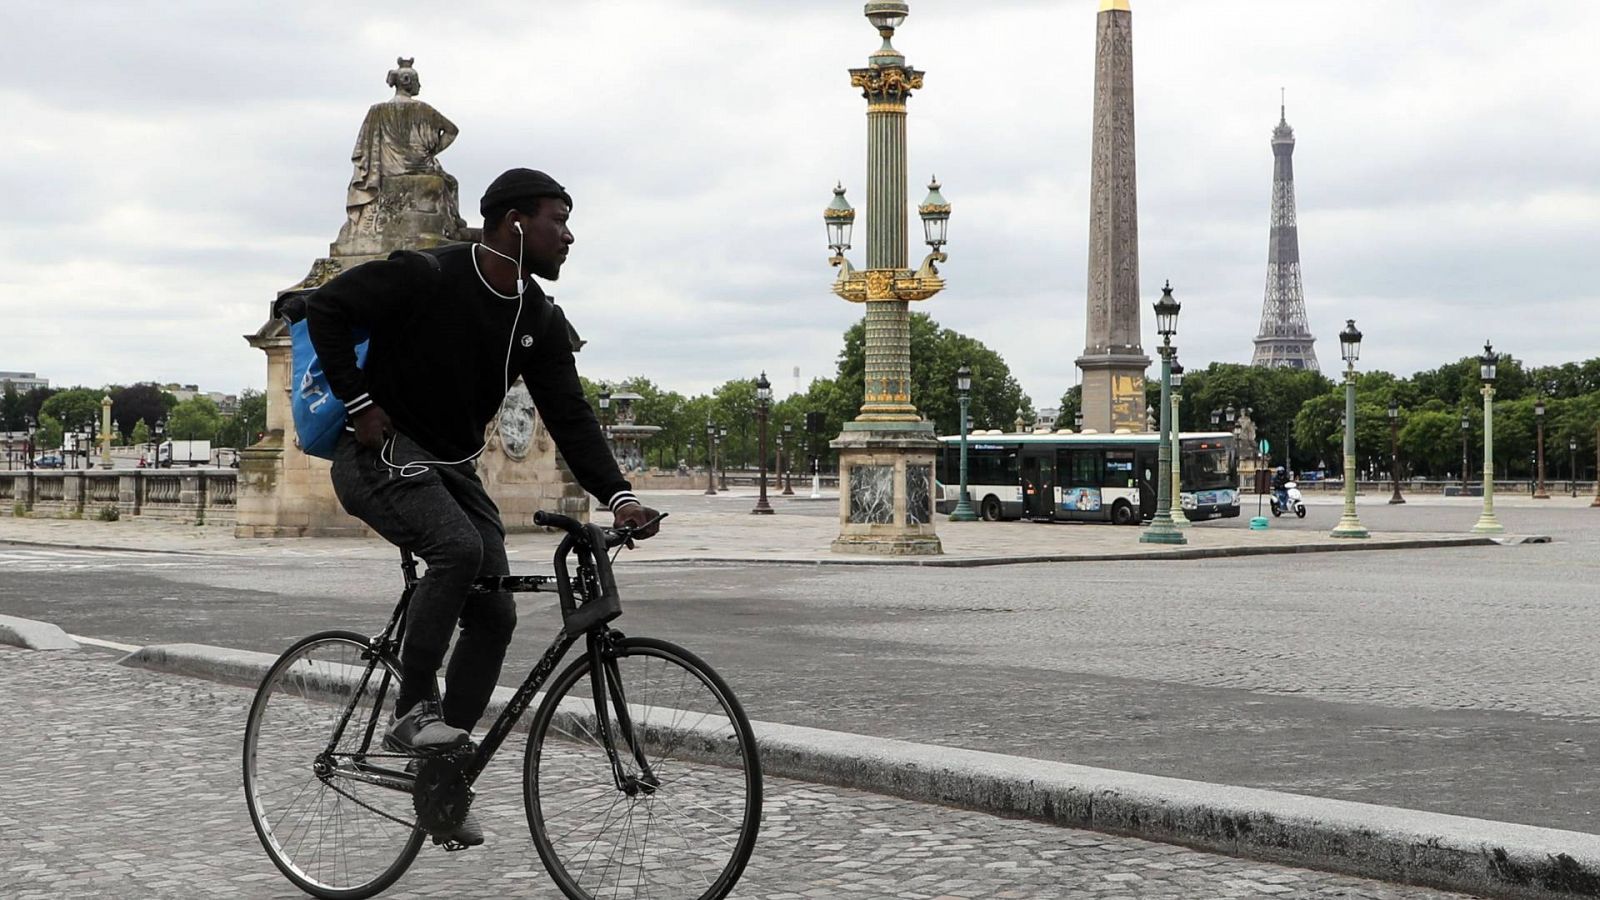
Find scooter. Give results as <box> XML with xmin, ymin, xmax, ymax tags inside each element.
<box><xmin>1269</xmin><ymin>481</ymin><xmax>1306</xmax><ymax>518</ymax></box>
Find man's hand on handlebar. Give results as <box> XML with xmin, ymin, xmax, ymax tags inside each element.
<box><xmin>613</xmin><ymin>504</ymin><xmax>662</xmax><ymax>541</ymax></box>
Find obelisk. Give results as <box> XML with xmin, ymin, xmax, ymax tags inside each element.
<box><xmin>1076</xmin><ymin>0</ymin><xmax>1149</xmax><ymax>434</ymax></box>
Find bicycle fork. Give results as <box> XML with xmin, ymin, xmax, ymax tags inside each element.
<box><xmin>587</xmin><ymin>633</ymin><xmax>661</xmax><ymax>796</ymax></box>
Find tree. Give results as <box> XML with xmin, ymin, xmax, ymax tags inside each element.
<box><xmin>836</xmin><ymin>312</ymin><xmax>1030</xmax><ymax>435</ymax></box>
<box><xmin>167</xmin><ymin>396</ymin><xmax>223</xmax><ymax>441</ymax></box>
<box><xmin>236</xmin><ymin>388</ymin><xmax>267</xmax><ymax>447</ymax></box>
<box><xmin>0</xmin><ymin>385</ymin><xmax>23</xmax><ymax>431</ymax></box>
<box><xmin>37</xmin><ymin>413</ymin><xmax>63</xmax><ymax>452</ymax></box>
<box><xmin>130</xmin><ymin>420</ymin><xmax>152</xmax><ymax>448</ymax></box>
<box><xmin>40</xmin><ymin>388</ymin><xmax>107</xmax><ymax>435</ymax></box>
<box><xmin>111</xmin><ymin>383</ymin><xmax>178</xmax><ymax>439</ymax></box>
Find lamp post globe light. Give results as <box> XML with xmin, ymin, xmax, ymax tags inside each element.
<box><xmin>823</xmin><ymin>0</ymin><xmax>947</xmax><ymax>554</ymax></box>
<box><xmin>1472</xmin><ymin>341</ymin><xmax>1505</xmax><ymax>534</ymax></box>
<box><xmin>703</xmin><ymin>419</ymin><xmax>717</xmax><ymax>496</ymax></box>
<box><xmin>1533</xmin><ymin>398</ymin><xmax>1549</xmax><ymax>499</ymax></box>
<box><xmin>949</xmin><ymin>364</ymin><xmax>977</xmax><ymax>521</ymax></box>
<box><xmin>1330</xmin><ymin>319</ymin><xmax>1369</xmax><ymax>538</ymax></box>
<box><xmin>1140</xmin><ymin>283</ymin><xmax>1186</xmax><ymax>545</ymax></box>
<box><xmin>752</xmin><ymin>371</ymin><xmax>775</xmax><ymax>515</ymax></box>
<box><xmin>1168</xmin><ymin>356</ymin><xmax>1189</xmax><ymax>528</ymax></box>
<box><xmin>781</xmin><ymin>422</ymin><xmax>795</xmax><ymax>495</ymax></box>
<box><xmin>1387</xmin><ymin>399</ymin><xmax>1405</xmax><ymax>505</ymax></box>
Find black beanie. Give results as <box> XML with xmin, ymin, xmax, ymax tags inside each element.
<box><xmin>480</xmin><ymin>168</ymin><xmax>573</xmax><ymax>216</ymax></box>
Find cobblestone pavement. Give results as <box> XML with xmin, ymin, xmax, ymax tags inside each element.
<box><xmin>0</xmin><ymin>648</ymin><xmax>1480</xmax><ymax>899</ymax></box>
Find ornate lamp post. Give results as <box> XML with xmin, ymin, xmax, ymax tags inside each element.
<box><xmin>1460</xmin><ymin>412</ymin><xmax>1471</xmax><ymax>492</ymax></box>
<box><xmin>950</xmin><ymin>364</ymin><xmax>977</xmax><ymax>521</ymax></box>
<box><xmin>703</xmin><ymin>419</ymin><xmax>717</xmax><ymax>496</ymax></box>
<box><xmin>1140</xmin><ymin>283</ymin><xmax>1185</xmax><ymax>545</ymax></box>
<box><xmin>718</xmin><ymin>426</ymin><xmax>729</xmax><ymax>490</ymax></box>
<box><xmin>781</xmin><ymin>423</ymin><xmax>795</xmax><ymax>495</ymax></box>
<box><xmin>1533</xmin><ymin>399</ymin><xmax>1549</xmax><ymax>499</ymax></box>
<box><xmin>806</xmin><ymin>411</ymin><xmax>824</xmax><ymax>499</ymax></box>
<box><xmin>1570</xmin><ymin>436</ymin><xmax>1579</xmax><ymax>498</ymax></box>
<box><xmin>1471</xmin><ymin>341</ymin><xmax>1505</xmax><ymax>534</ymax></box>
<box><xmin>1330</xmin><ymin>319</ymin><xmax>1369</xmax><ymax>538</ymax></box>
<box><xmin>824</xmin><ymin>0</ymin><xmax>949</xmax><ymax>554</ymax></box>
<box><xmin>1387</xmin><ymin>399</ymin><xmax>1405</xmax><ymax>504</ymax></box>
<box><xmin>1169</xmin><ymin>357</ymin><xmax>1189</xmax><ymax>528</ymax></box>
<box><xmin>23</xmin><ymin>414</ymin><xmax>35</xmax><ymax>470</ymax></box>
<box><xmin>752</xmin><ymin>372</ymin><xmax>775</xmax><ymax>514</ymax></box>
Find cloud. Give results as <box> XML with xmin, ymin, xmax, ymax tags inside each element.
<box><xmin>2</xmin><ymin>0</ymin><xmax>1597</xmax><ymax>405</ymax></box>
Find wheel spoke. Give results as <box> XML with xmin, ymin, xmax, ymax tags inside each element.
<box><xmin>526</xmin><ymin>638</ymin><xmax>761</xmax><ymax>900</ymax></box>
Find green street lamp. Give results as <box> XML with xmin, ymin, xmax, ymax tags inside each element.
<box><xmin>1460</xmin><ymin>412</ymin><xmax>1471</xmax><ymax>492</ymax></box>
<box><xmin>1387</xmin><ymin>399</ymin><xmax>1405</xmax><ymax>504</ymax></box>
<box><xmin>950</xmin><ymin>364</ymin><xmax>977</xmax><ymax>521</ymax></box>
<box><xmin>782</xmin><ymin>422</ymin><xmax>795</xmax><ymax>495</ymax></box>
<box><xmin>1533</xmin><ymin>398</ymin><xmax>1549</xmax><ymax>499</ymax></box>
<box><xmin>1472</xmin><ymin>341</ymin><xmax>1505</xmax><ymax>534</ymax></box>
<box><xmin>1570</xmin><ymin>436</ymin><xmax>1579</xmax><ymax>498</ymax></box>
<box><xmin>1169</xmin><ymin>356</ymin><xmax>1189</xmax><ymax>528</ymax></box>
<box><xmin>1140</xmin><ymin>282</ymin><xmax>1186</xmax><ymax>545</ymax></box>
<box><xmin>703</xmin><ymin>419</ymin><xmax>717</xmax><ymax>495</ymax></box>
<box><xmin>1330</xmin><ymin>319</ymin><xmax>1369</xmax><ymax>538</ymax></box>
<box><xmin>753</xmin><ymin>371</ymin><xmax>775</xmax><ymax>515</ymax></box>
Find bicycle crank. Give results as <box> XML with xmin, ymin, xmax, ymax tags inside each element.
<box><xmin>411</xmin><ymin>746</ymin><xmax>475</xmax><ymax>839</ymax></box>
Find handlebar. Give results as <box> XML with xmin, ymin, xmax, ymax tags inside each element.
<box><xmin>533</xmin><ymin>510</ymin><xmax>667</xmax><ymax>633</ymax></box>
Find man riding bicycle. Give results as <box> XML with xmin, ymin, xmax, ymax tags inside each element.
<box><xmin>306</xmin><ymin>168</ymin><xmax>659</xmax><ymax>847</ymax></box>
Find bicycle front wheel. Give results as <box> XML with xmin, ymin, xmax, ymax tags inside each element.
<box><xmin>243</xmin><ymin>631</ymin><xmax>424</xmax><ymax>900</ymax></box>
<box><xmin>525</xmin><ymin>636</ymin><xmax>762</xmax><ymax>900</ymax></box>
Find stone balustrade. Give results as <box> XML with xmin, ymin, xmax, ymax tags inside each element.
<box><xmin>0</xmin><ymin>470</ymin><xmax>237</xmax><ymax>526</ymax></box>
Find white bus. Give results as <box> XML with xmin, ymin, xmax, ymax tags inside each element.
<box><xmin>935</xmin><ymin>431</ymin><xmax>1240</xmax><ymax>525</ymax></box>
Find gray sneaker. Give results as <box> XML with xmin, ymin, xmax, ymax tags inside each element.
<box><xmin>384</xmin><ymin>701</ymin><xmax>469</xmax><ymax>753</ymax></box>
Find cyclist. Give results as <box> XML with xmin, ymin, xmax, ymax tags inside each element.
<box><xmin>306</xmin><ymin>167</ymin><xmax>659</xmax><ymax>846</ymax></box>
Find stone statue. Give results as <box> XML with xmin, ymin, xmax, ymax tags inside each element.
<box><xmin>333</xmin><ymin>57</ymin><xmax>468</xmax><ymax>256</ymax></box>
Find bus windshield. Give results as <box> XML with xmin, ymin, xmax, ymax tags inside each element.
<box><xmin>1182</xmin><ymin>446</ymin><xmax>1233</xmax><ymax>490</ymax></box>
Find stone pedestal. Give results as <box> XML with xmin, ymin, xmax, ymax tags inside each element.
<box><xmin>333</xmin><ymin>173</ymin><xmax>465</xmax><ymax>258</ymax></box>
<box><xmin>830</xmin><ymin>423</ymin><xmax>941</xmax><ymax>556</ymax></box>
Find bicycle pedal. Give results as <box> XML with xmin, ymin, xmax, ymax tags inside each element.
<box><xmin>434</xmin><ymin>837</ymin><xmax>473</xmax><ymax>852</ymax></box>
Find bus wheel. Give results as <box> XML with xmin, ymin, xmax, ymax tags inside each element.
<box><xmin>1111</xmin><ymin>501</ymin><xmax>1137</xmax><ymax>526</ymax></box>
<box><xmin>980</xmin><ymin>496</ymin><xmax>1003</xmax><ymax>521</ymax></box>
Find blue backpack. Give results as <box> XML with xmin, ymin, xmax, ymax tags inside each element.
<box><xmin>277</xmin><ymin>251</ymin><xmax>440</xmax><ymax>460</ymax></box>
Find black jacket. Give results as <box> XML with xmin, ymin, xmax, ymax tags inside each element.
<box><xmin>304</xmin><ymin>243</ymin><xmax>634</xmax><ymax>510</ymax></box>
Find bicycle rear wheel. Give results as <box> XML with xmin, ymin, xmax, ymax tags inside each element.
<box><xmin>524</xmin><ymin>636</ymin><xmax>762</xmax><ymax>900</ymax></box>
<box><xmin>243</xmin><ymin>631</ymin><xmax>424</xmax><ymax>899</ymax></box>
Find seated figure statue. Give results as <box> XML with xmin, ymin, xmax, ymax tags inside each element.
<box><xmin>334</xmin><ymin>57</ymin><xmax>468</xmax><ymax>255</ymax></box>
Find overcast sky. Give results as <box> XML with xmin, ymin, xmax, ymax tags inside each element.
<box><xmin>3</xmin><ymin>0</ymin><xmax>1597</xmax><ymax>407</ymax></box>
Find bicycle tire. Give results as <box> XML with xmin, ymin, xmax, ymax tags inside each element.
<box><xmin>243</xmin><ymin>630</ymin><xmax>425</xmax><ymax>899</ymax></box>
<box><xmin>524</xmin><ymin>636</ymin><xmax>762</xmax><ymax>900</ymax></box>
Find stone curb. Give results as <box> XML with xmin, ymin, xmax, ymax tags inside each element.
<box><xmin>640</xmin><ymin>535</ymin><xmax>1523</xmax><ymax>568</ymax></box>
<box><xmin>117</xmin><ymin>639</ymin><xmax>1599</xmax><ymax>899</ymax></box>
<box><xmin>0</xmin><ymin>534</ymin><xmax>1541</xmax><ymax>569</ymax></box>
<box><xmin>0</xmin><ymin>614</ymin><xmax>81</xmax><ymax>650</ymax></box>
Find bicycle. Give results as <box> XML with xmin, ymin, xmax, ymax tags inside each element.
<box><xmin>242</xmin><ymin>510</ymin><xmax>763</xmax><ymax>900</ymax></box>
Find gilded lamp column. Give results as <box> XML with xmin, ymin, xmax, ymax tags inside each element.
<box><xmin>825</xmin><ymin>0</ymin><xmax>950</xmax><ymax>556</ymax></box>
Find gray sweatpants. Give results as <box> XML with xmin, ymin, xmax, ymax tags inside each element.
<box><xmin>330</xmin><ymin>432</ymin><xmax>515</xmax><ymax>731</ymax></box>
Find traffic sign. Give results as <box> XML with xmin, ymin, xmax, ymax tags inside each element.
<box><xmin>1258</xmin><ymin>439</ymin><xmax>1271</xmax><ymax>455</ymax></box>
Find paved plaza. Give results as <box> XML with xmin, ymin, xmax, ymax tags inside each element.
<box><xmin>0</xmin><ymin>646</ymin><xmax>1480</xmax><ymax>899</ymax></box>
<box><xmin>2</xmin><ymin>491</ymin><xmax>1597</xmax><ymax>897</ymax></box>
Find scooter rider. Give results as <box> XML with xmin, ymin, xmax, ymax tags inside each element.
<box><xmin>1271</xmin><ymin>466</ymin><xmax>1290</xmax><ymax>510</ymax></box>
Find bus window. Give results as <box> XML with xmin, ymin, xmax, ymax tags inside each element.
<box><xmin>1103</xmin><ymin>450</ymin><xmax>1135</xmax><ymax>487</ymax></box>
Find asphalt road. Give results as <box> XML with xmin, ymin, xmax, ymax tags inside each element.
<box><xmin>3</xmin><ymin>499</ymin><xmax>1597</xmax><ymax>835</ymax></box>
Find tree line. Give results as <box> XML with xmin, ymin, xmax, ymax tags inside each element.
<box><xmin>1</xmin><ymin>383</ymin><xmax>267</xmax><ymax>456</ymax></box>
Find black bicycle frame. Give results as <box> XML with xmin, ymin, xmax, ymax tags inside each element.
<box><xmin>323</xmin><ymin>520</ymin><xmax>655</xmax><ymax>796</ymax></box>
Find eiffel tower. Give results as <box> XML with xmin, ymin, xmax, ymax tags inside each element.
<box><xmin>1251</xmin><ymin>95</ymin><xmax>1318</xmax><ymax>371</ymax></box>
